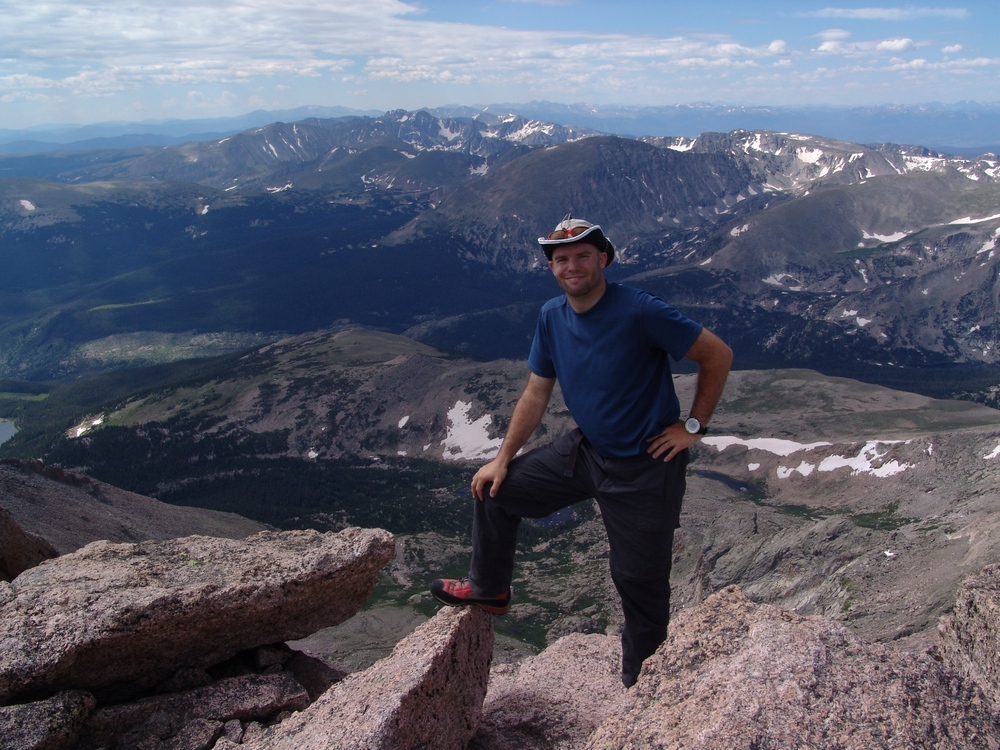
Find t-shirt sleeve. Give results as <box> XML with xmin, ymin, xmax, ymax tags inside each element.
<box><xmin>527</xmin><ymin>312</ymin><xmax>557</xmax><ymax>378</ymax></box>
<box><xmin>640</xmin><ymin>293</ymin><xmax>703</xmax><ymax>361</ymax></box>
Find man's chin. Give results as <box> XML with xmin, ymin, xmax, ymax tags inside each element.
<box><xmin>561</xmin><ymin>282</ymin><xmax>592</xmax><ymax>297</ymax></box>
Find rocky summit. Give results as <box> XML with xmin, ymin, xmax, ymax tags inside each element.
<box><xmin>0</xmin><ymin>527</ymin><xmax>394</xmax><ymax>705</ymax></box>
<box><xmin>4</xmin><ymin>502</ymin><xmax>1000</xmax><ymax>748</ymax></box>
<box><xmin>590</xmin><ymin>586</ymin><xmax>999</xmax><ymax>749</ymax></box>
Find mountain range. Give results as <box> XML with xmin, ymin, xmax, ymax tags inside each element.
<box><xmin>4</xmin><ymin>101</ymin><xmax>1000</xmax><ymax>155</ymax></box>
<box><xmin>1</xmin><ymin>109</ymin><xmax>997</xmax><ymax>408</ymax></box>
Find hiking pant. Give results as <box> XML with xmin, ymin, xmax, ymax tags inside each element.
<box><xmin>468</xmin><ymin>428</ymin><xmax>688</xmax><ymax>683</ymax></box>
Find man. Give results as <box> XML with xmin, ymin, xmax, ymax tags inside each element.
<box><xmin>430</xmin><ymin>215</ymin><xmax>733</xmax><ymax>687</ymax></box>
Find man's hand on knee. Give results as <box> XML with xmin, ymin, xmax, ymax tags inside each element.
<box><xmin>471</xmin><ymin>459</ymin><xmax>509</xmax><ymax>501</ymax></box>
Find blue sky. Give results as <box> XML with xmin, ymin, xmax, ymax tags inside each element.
<box><xmin>1</xmin><ymin>1</ymin><xmax>997</xmax><ymax>128</ymax></box>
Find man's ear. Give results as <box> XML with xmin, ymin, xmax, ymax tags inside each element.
<box><xmin>599</xmin><ymin>252</ymin><xmax>607</xmax><ymax>268</ymax></box>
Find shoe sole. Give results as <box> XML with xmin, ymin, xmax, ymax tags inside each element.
<box><xmin>432</xmin><ymin>591</ymin><xmax>510</xmax><ymax>616</ymax></box>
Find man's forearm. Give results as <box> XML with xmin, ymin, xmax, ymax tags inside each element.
<box><xmin>686</xmin><ymin>329</ymin><xmax>733</xmax><ymax>426</ymax></box>
<box><xmin>495</xmin><ymin>373</ymin><xmax>554</xmax><ymax>464</ymax></box>
<box><xmin>690</xmin><ymin>360</ymin><xmax>730</xmax><ymax>425</ymax></box>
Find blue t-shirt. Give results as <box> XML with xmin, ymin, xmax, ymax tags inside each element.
<box><xmin>528</xmin><ymin>283</ymin><xmax>702</xmax><ymax>457</ymax></box>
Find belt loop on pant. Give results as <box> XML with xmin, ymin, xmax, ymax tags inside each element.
<box><xmin>564</xmin><ymin>428</ymin><xmax>585</xmax><ymax>477</ymax></box>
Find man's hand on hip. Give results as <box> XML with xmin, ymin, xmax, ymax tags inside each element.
<box><xmin>646</xmin><ymin>421</ymin><xmax>701</xmax><ymax>462</ymax></box>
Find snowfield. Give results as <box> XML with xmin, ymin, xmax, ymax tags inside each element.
<box><xmin>441</xmin><ymin>401</ymin><xmax>503</xmax><ymax>461</ymax></box>
<box><xmin>704</xmin><ymin>436</ymin><xmax>917</xmax><ymax>479</ymax></box>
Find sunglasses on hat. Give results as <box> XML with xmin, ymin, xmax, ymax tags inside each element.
<box><xmin>546</xmin><ymin>225</ymin><xmax>594</xmax><ymax>241</ymax></box>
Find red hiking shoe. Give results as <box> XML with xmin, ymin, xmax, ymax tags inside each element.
<box><xmin>430</xmin><ymin>578</ymin><xmax>511</xmax><ymax>615</ymax></box>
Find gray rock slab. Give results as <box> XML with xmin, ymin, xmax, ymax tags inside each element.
<box><xmin>283</xmin><ymin>650</ymin><xmax>345</xmax><ymax>702</ymax></box>
<box><xmin>244</xmin><ymin>606</ymin><xmax>493</xmax><ymax>750</ymax></box>
<box><xmin>0</xmin><ymin>506</ymin><xmax>58</xmax><ymax>582</ymax></box>
<box><xmin>471</xmin><ymin>633</ymin><xmax>625</xmax><ymax>750</ymax></box>
<box><xmin>159</xmin><ymin>717</ymin><xmax>222</xmax><ymax>750</ymax></box>
<box><xmin>0</xmin><ymin>690</ymin><xmax>96</xmax><ymax>750</ymax></box>
<box><xmin>80</xmin><ymin>673</ymin><xmax>308</xmax><ymax>749</ymax></box>
<box><xmin>0</xmin><ymin>527</ymin><xmax>394</xmax><ymax>705</ymax></box>
<box><xmin>587</xmin><ymin>586</ymin><xmax>1000</xmax><ymax>750</ymax></box>
<box><xmin>939</xmin><ymin>562</ymin><xmax>1000</xmax><ymax>708</ymax></box>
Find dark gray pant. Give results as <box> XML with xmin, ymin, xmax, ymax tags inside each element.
<box><xmin>469</xmin><ymin>429</ymin><xmax>687</xmax><ymax>682</ymax></box>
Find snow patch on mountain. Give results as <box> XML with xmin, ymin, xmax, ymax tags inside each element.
<box><xmin>763</xmin><ymin>273</ymin><xmax>803</xmax><ymax>290</ymax></box>
<box><xmin>903</xmin><ymin>154</ymin><xmax>949</xmax><ymax>172</ymax></box>
<box><xmin>67</xmin><ymin>414</ymin><xmax>106</xmax><ymax>439</ymax></box>
<box><xmin>441</xmin><ymin>401</ymin><xmax>503</xmax><ymax>461</ymax></box>
<box><xmin>439</xmin><ymin>124</ymin><xmax>461</xmax><ymax>141</ymax></box>
<box><xmin>837</xmin><ymin>309</ymin><xmax>872</xmax><ymax>327</ymax></box>
<box><xmin>505</xmin><ymin>120</ymin><xmax>553</xmax><ymax>142</ymax></box>
<box><xmin>704</xmin><ymin>436</ymin><xmax>832</xmax><ymax>456</ymax></box>
<box><xmin>950</xmin><ymin>213</ymin><xmax>1000</xmax><ymax>225</ymax></box>
<box><xmin>863</xmin><ymin>230</ymin><xmax>908</xmax><ymax>243</ymax></box>
<box><xmin>816</xmin><ymin>441</ymin><xmax>913</xmax><ymax>478</ymax></box>
<box><xmin>979</xmin><ymin>228</ymin><xmax>1000</xmax><ymax>255</ymax></box>
<box><xmin>706</xmin><ymin>436</ymin><xmax>917</xmax><ymax>478</ymax></box>
<box><xmin>796</xmin><ymin>148</ymin><xmax>824</xmax><ymax>164</ymax></box>
<box><xmin>777</xmin><ymin>461</ymin><xmax>815</xmax><ymax>478</ymax></box>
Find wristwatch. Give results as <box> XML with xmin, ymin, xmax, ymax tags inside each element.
<box><xmin>684</xmin><ymin>417</ymin><xmax>709</xmax><ymax>436</ymax></box>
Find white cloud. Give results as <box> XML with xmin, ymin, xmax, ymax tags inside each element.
<box><xmin>890</xmin><ymin>56</ymin><xmax>1000</xmax><ymax>72</ymax></box>
<box><xmin>817</xmin><ymin>40</ymin><xmax>847</xmax><ymax>54</ymax></box>
<box><xmin>876</xmin><ymin>38</ymin><xmax>914</xmax><ymax>52</ymax></box>
<box><xmin>815</xmin><ymin>31</ymin><xmax>920</xmax><ymax>57</ymax></box>
<box><xmin>0</xmin><ymin>0</ymin><xmax>997</xmax><ymax>124</ymax></box>
<box><xmin>817</xmin><ymin>29</ymin><xmax>853</xmax><ymax>41</ymax></box>
<box><xmin>889</xmin><ymin>58</ymin><xmax>928</xmax><ymax>70</ymax></box>
<box><xmin>0</xmin><ymin>1</ymin><xmax>794</xmax><ymax>104</ymax></box>
<box><xmin>807</xmin><ymin>7</ymin><xmax>971</xmax><ymax>21</ymax></box>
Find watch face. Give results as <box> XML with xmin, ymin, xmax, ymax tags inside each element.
<box><xmin>685</xmin><ymin>417</ymin><xmax>701</xmax><ymax>434</ymax></box>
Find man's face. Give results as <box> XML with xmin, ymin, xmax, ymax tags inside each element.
<box><xmin>548</xmin><ymin>242</ymin><xmax>607</xmax><ymax>299</ymax></box>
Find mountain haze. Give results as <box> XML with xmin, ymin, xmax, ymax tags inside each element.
<box><xmin>464</xmin><ymin>101</ymin><xmax>1000</xmax><ymax>155</ymax></box>
<box><xmin>5</xmin><ymin>102</ymin><xmax>1000</xmax><ymax>155</ymax></box>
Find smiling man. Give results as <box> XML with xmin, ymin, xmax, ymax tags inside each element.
<box><xmin>430</xmin><ymin>214</ymin><xmax>733</xmax><ymax>687</ymax></box>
